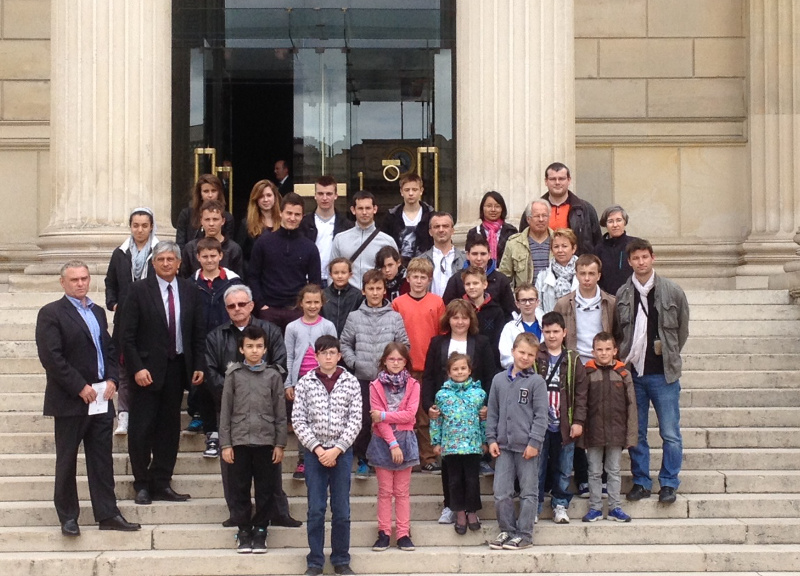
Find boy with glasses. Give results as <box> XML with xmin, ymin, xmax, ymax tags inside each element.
<box><xmin>498</xmin><ymin>283</ymin><xmax>542</xmax><ymax>368</ymax></box>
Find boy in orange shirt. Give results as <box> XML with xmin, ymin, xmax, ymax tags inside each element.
<box><xmin>392</xmin><ymin>257</ymin><xmax>446</xmax><ymax>471</ymax></box>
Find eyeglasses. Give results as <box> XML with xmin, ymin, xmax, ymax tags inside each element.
<box><xmin>226</xmin><ymin>301</ymin><xmax>251</xmax><ymax>310</ymax></box>
<box><xmin>517</xmin><ymin>298</ymin><xmax>538</xmax><ymax>305</ymax></box>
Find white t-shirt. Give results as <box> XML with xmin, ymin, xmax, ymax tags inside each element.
<box><xmin>448</xmin><ymin>338</ymin><xmax>468</xmax><ymax>357</ymax></box>
<box><xmin>431</xmin><ymin>246</ymin><xmax>455</xmax><ymax>297</ymax></box>
<box><xmin>315</xmin><ymin>213</ymin><xmax>336</xmax><ymax>281</ymax></box>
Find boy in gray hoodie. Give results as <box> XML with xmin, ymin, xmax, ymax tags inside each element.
<box><xmin>486</xmin><ymin>332</ymin><xmax>548</xmax><ymax>550</ymax></box>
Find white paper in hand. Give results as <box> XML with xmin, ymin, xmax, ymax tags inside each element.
<box><xmin>88</xmin><ymin>381</ymin><xmax>109</xmax><ymax>416</ymax></box>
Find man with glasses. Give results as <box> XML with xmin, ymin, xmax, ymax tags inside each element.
<box><xmin>205</xmin><ymin>285</ymin><xmax>301</xmax><ymax>528</ymax></box>
<box><xmin>420</xmin><ymin>211</ymin><xmax>466</xmax><ymax>297</ymax></box>
<box><xmin>299</xmin><ymin>175</ymin><xmax>353</xmax><ymax>288</ymax></box>
<box><xmin>499</xmin><ymin>199</ymin><xmax>552</xmax><ymax>289</ymax></box>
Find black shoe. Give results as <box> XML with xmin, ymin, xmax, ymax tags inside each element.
<box><xmin>151</xmin><ymin>486</ymin><xmax>190</xmax><ymax>502</ymax></box>
<box><xmin>134</xmin><ymin>488</ymin><xmax>151</xmax><ymax>505</ymax></box>
<box><xmin>626</xmin><ymin>483</ymin><xmax>651</xmax><ymax>501</ymax></box>
<box><xmin>99</xmin><ymin>514</ymin><xmax>141</xmax><ymax>531</ymax></box>
<box><xmin>372</xmin><ymin>530</ymin><xmax>390</xmax><ymax>551</ymax></box>
<box><xmin>222</xmin><ymin>518</ymin><xmax>236</xmax><ymax>528</ymax></box>
<box><xmin>251</xmin><ymin>527</ymin><xmax>267</xmax><ymax>553</ymax></box>
<box><xmin>236</xmin><ymin>528</ymin><xmax>252</xmax><ymax>553</ymax></box>
<box><xmin>271</xmin><ymin>514</ymin><xmax>302</xmax><ymax>528</ymax></box>
<box><xmin>304</xmin><ymin>568</ymin><xmax>323</xmax><ymax>576</ymax></box>
<box><xmin>61</xmin><ymin>519</ymin><xmax>80</xmax><ymax>537</ymax></box>
<box><xmin>659</xmin><ymin>486</ymin><xmax>677</xmax><ymax>504</ymax></box>
<box><xmin>334</xmin><ymin>565</ymin><xmax>355</xmax><ymax>575</ymax></box>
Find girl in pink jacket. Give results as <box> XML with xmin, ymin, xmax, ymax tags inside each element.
<box><xmin>367</xmin><ymin>342</ymin><xmax>420</xmax><ymax>553</ymax></box>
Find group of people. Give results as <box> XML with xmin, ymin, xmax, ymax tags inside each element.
<box><xmin>36</xmin><ymin>161</ymin><xmax>689</xmax><ymax>576</ymax></box>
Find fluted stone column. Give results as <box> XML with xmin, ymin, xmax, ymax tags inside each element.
<box><xmin>26</xmin><ymin>0</ymin><xmax>172</xmax><ymax>275</ymax></box>
<box><xmin>739</xmin><ymin>0</ymin><xmax>800</xmax><ymax>288</ymax></box>
<box><xmin>455</xmin><ymin>0</ymin><xmax>575</xmax><ymax>229</ymax></box>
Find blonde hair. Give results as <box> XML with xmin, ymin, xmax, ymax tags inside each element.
<box><xmin>246</xmin><ymin>179</ymin><xmax>281</xmax><ymax>238</ymax></box>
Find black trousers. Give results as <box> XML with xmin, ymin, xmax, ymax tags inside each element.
<box><xmin>54</xmin><ymin>411</ymin><xmax>119</xmax><ymax>523</ymax></box>
<box><xmin>128</xmin><ymin>356</ymin><xmax>185</xmax><ymax>492</ymax></box>
<box><xmin>443</xmin><ymin>453</ymin><xmax>482</xmax><ymax>512</ymax></box>
<box><xmin>228</xmin><ymin>445</ymin><xmax>279</xmax><ymax>530</ymax></box>
<box><xmin>353</xmin><ymin>378</ymin><xmax>372</xmax><ymax>461</ymax></box>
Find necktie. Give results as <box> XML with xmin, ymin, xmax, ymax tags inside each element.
<box><xmin>167</xmin><ymin>284</ymin><xmax>177</xmax><ymax>359</ymax></box>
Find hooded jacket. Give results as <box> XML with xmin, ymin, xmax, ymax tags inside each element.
<box><xmin>430</xmin><ymin>378</ymin><xmax>486</xmax><ymax>455</ymax></box>
<box><xmin>340</xmin><ymin>300</ymin><xmax>410</xmax><ymax>381</ymax></box>
<box><xmin>580</xmin><ymin>359</ymin><xmax>637</xmax><ymax>449</ymax></box>
<box><xmin>443</xmin><ymin>258</ymin><xmax>516</xmax><ymax>321</ymax></box>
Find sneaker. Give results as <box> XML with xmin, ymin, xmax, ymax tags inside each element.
<box><xmin>372</xmin><ymin>530</ymin><xmax>390</xmax><ymax>551</ymax></box>
<box><xmin>658</xmin><ymin>486</ymin><xmax>677</xmax><ymax>504</ymax></box>
<box><xmin>251</xmin><ymin>527</ymin><xmax>267</xmax><ymax>553</ymax></box>
<box><xmin>479</xmin><ymin>461</ymin><xmax>494</xmax><ymax>476</ymax></box>
<box><xmin>502</xmin><ymin>536</ymin><xmax>532</xmax><ymax>550</ymax></box>
<box><xmin>553</xmin><ymin>504</ymin><xmax>570</xmax><ymax>524</ymax></box>
<box><xmin>534</xmin><ymin>514</ymin><xmax>539</xmax><ymax>524</ymax></box>
<box><xmin>355</xmin><ymin>459</ymin><xmax>370</xmax><ymax>479</ymax></box>
<box><xmin>293</xmin><ymin>463</ymin><xmax>305</xmax><ymax>480</ymax></box>
<box><xmin>582</xmin><ymin>509</ymin><xmax>603</xmax><ymax>523</ymax></box>
<box><xmin>203</xmin><ymin>432</ymin><xmax>220</xmax><ymax>458</ymax></box>
<box><xmin>421</xmin><ymin>462</ymin><xmax>441</xmax><ymax>474</ymax></box>
<box><xmin>333</xmin><ymin>565</ymin><xmax>355</xmax><ymax>575</ymax></box>
<box><xmin>608</xmin><ymin>507</ymin><xmax>632</xmax><ymax>522</ymax></box>
<box><xmin>184</xmin><ymin>417</ymin><xmax>203</xmax><ymax>434</ymax></box>
<box><xmin>304</xmin><ymin>568</ymin><xmax>323</xmax><ymax>576</ymax></box>
<box><xmin>236</xmin><ymin>529</ymin><xmax>252</xmax><ymax>553</ymax></box>
<box><xmin>577</xmin><ymin>482</ymin><xmax>590</xmax><ymax>498</ymax></box>
<box><xmin>438</xmin><ymin>506</ymin><xmax>455</xmax><ymax>524</ymax></box>
<box><xmin>397</xmin><ymin>534</ymin><xmax>415</xmax><ymax>551</ymax></box>
<box><xmin>489</xmin><ymin>531</ymin><xmax>511</xmax><ymax>550</ymax></box>
<box><xmin>626</xmin><ymin>484</ymin><xmax>652</xmax><ymax>501</ymax></box>
<box><xmin>114</xmin><ymin>411</ymin><xmax>128</xmax><ymax>435</ymax></box>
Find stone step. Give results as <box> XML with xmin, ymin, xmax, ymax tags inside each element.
<box><xmin>682</xmin><ymin>353</ymin><xmax>800</xmax><ymax>371</ymax></box>
<box><xmin>682</xmin><ymin>336</ymin><xmax>800</xmax><ymax>354</ymax></box>
<box><xmin>689</xmin><ymin>305</ymin><xmax>800</xmax><ymax>321</ymax></box>
<box><xmin>1</xmin><ymin>543</ymin><xmax>800</xmax><ymax>575</ymax></box>
<box><xmin>685</xmin><ymin>493</ymin><xmax>800</xmax><ymax>519</ymax></box>
<box><xmin>689</xmin><ymin>320</ymin><xmax>800</xmax><ymax>337</ymax></box>
<box><xmin>680</xmin><ymin>370</ymin><xmax>800</xmax><ymax>389</ymax></box>
<box><xmin>684</xmin><ymin>290</ymin><xmax>792</xmax><ymax>305</ymax></box>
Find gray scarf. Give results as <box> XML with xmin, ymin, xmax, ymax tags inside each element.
<box><xmin>551</xmin><ymin>255</ymin><xmax>577</xmax><ymax>300</ymax></box>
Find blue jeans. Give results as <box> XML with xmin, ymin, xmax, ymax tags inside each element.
<box><xmin>304</xmin><ymin>447</ymin><xmax>354</xmax><ymax>569</ymax></box>
<box><xmin>537</xmin><ymin>429</ymin><xmax>575</xmax><ymax>510</ymax></box>
<box><xmin>629</xmin><ymin>374</ymin><xmax>683</xmax><ymax>490</ymax></box>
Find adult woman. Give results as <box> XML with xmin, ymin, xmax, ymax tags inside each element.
<box><xmin>175</xmin><ymin>174</ymin><xmax>234</xmax><ymax>250</ymax></box>
<box><xmin>535</xmin><ymin>228</ymin><xmax>579</xmax><ymax>321</ymax></box>
<box><xmin>236</xmin><ymin>179</ymin><xmax>281</xmax><ymax>279</ymax></box>
<box><xmin>593</xmin><ymin>205</ymin><xmax>639</xmax><ymax>296</ymax></box>
<box><xmin>465</xmin><ymin>191</ymin><xmax>518</xmax><ymax>264</ymax></box>
<box><xmin>422</xmin><ymin>299</ymin><xmax>497</xmax><ymax>522</ymax></box>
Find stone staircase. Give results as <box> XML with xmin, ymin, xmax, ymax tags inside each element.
<box><xmin>1</xmin><ymin>286</ymin><xmax>800</xmax><ymax>575</ymax></box>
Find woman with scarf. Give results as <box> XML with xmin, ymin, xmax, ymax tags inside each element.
<box><xmin>535</xmin><ymin>228</ymin><xmax>579</xmax><ymax>322</ymax></box>
<box><xmin>104</xmin><ymin>207</ymin><xmax>159</xmax><ymax>435</ymax></box>
<box><xmin>465</xmin><ymin>191</ymin><xmax>518</xmax><ymax>265</ymax></box>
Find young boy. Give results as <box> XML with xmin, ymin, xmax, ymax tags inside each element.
<box><xmin>292</xmin><ymin>335</ymin><xmax>362</xmax><ymax>576</ymax></box>
<box><xmin>486</xmin><ymin>332</ymin><xmax>548</xmax><ymax>550</ymax></box>
<box><xmin>391</xmin><ymin>257</ymin><xmax>445</xmax><ymax>471</ymax></box>
<box><xmin>321</xmin><ymin>257</ymin><xmax>364</xmax><ymax>337</ymax></box>
<box><xmin>462</xmin><ymin>266</ymin><xmax>505</xmax><ymax>370</ymax></box>
<box><xmin>376</xmin><ymin>245</ymin><xmax>409</xmax><ymax>301</ymax></box>
<box><xmin>499</xmin><ymin>283</ymin><xmax>542</xmax><ymax>368</ymax></box>
<box><xmin>191</xmin><ymin>237</ymin><xmax>244</xmax><ymax>457</ymax></box>
<box><xmin>380</xmin><ymin>174</ymin><xmax>434</xmax><ymax>264</ymax></box>
<box><xmin>535</xmin><ymin>311</ymin><xmax>588</xmax><ymax>524</ymax></box>
<box><xmin>180</xmin><ymin>200</ymin><xmax>243</xmax><ymax>278</ymax></box>
<box><xmin>341</xmin><ymin>269</ymin><xmax>410</xmax><ymax>478</ymax></box>
<box><xmin>581</xmin><ymin>332</ymin><xmax>637</xmax><ymax>523</ymax></box>
<box><xmin>219</xmin><ymin>325</ymin><xmax>287</xmax><ymax>554</ymax></box>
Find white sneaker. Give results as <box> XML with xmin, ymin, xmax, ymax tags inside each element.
<box><xmin>553</xmin><ymin>504</ymin><xmax>570</xmax><ymax>524</ymax></box>
<box><xmin>114</xmin><ymin>411</ymin><xmax>128</xmax><ymax>435</ymax></box>
<box><xmin>438</xmin><ymin>506</ymin><xmax>455</xmax><ymax>524</ymax></box>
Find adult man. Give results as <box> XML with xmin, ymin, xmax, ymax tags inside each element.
<box><xmin>330</xmin><ymin>190</ymin><xmax>397</xmax><ymax>289</ymax></box>
<box><xmin>180</xmin><ymin>200</ymin><xmax>243</xmax><ymax>278</ymax></box>
<box><xmin>520</xmin><ymin>162</ymin><xmax>601</xmax><ymax>256</ymax></box>
<box><xmin>250</xmin><ymin>192</ymin><xmax>322</xmax><ymax>330</ymax></box>
<box><xmin>122</xmin><ymin>241</ymin><xmax>206</xmax><ymax>505</ymax></box>
<box><xmin>499</xmin><ymin>199</ymin><xmax>552</xmax><ymax>289</ymax></box>
<box><xmin>299</xmin><ymin>175</ymin><xmax>354</xmax><ymax>287</ymax></box>
<box><xmin>36</xmin><ymin>260</ymin><xmax>140</xmax><ymax>536</ymax></box>
<box><xmin>205</xmin><ymin>285</ymin><xmax>301</xmax><ymax>528</ymax></box>
<box><xmin>274</xmin><ymin>159</ymin><xmax>293</xmax><ymax>196</ymax></box>
<box><xmin>615</xmin><ymin>238</ymin><xmax>689</xmax><ymax>504</ymax></box>
<box><xmin>380</xmin><ymin>174</ymin><xmax>434</xmax><ymax>264</ymax></box>
<box><xmin>420</xmin><ymin>211</ymin><xmax>466</xmax><ymax>297</ymax></box>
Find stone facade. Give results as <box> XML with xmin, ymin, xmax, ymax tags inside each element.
<box><xmin>0</xmin><ymin>0</ymin><xmax>798</xmax><ymax>290</ymax></box>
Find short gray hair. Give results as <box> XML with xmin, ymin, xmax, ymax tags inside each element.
<box><xmin>153</xmin><ymin>241</ymin><xmax>181</xmax><ymax>260</ymax></box>
<box><xmin>526</xmin><ymin>198</ymin><xmax>550</xmax><ymax>217</ymax></box>
<box><xmin>224</xmin><ymin>284</ymin><xmax>252</xmax><ymax>303</ymax></box>
<box><xmin>600</xmin><ymin>205</ymin><xmax>629</xmax><ymax>227</ymax></box>
<box><xmin>60</xmin><ymin>260</ymin><xmax>89</xmax><ymax>277</ymax></box>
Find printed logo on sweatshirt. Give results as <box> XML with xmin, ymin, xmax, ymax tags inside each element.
<box><xmin>518</xmin><ymin>388</ymin><xmax>529</xmax><ymax>404</ymax></box>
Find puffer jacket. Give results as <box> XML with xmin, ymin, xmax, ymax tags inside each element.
<box><xmin>340</xmin><ymin>300</ymin><xmax>410</xmax><ymax>380</ymax></box>
<box><xmin>321</xmin><ymin>283</ymin><xmax>364</xmax><ymax>337</ymax></box>
<box><xmin>579</xmin><ymin>360</ymin><xmax>637</xmax><ymax>449</ymax></box>
<box><xmin>430</xmin><ymin>378</ymin><xmax>486</xmax><ymax>455</ymax></box>
<box><xmin>292</xmin><ymin>367</ymin><xmax>362</xmax><ymax>453</ymax></box>
<box><xmin>219</xmin><ymin>362</ymin><xmax>287</xmax><ymax>449</ymax></box>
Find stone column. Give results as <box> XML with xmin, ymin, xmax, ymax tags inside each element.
<box><xmin>740</xmin><ymin>0</ymin><xmax>800</xmax><ymax>288</ymax></box>
<box><xmin>26</xmin><ymin>0</ymin><xmax>172</xmax><ymax>275</ymax></box>
<box><xmin>455</xmin><ymin>0</ymin><xmax>575</xmax><ymax>230</ymax></box>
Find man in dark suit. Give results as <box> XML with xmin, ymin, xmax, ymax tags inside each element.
<box><xmin>36</xmin><ymin>260</ymin><xmax>140</xmax><ymax>536</ymax></box>
<box><xmin>122</xmin><ymin>241</ymin><xmax>206</xmax><ymax>505</ymax></box>
<box><xmin>274</xmin><ymin>159</ymin><xmax>293</xmax><ymax>196</ymax></box>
